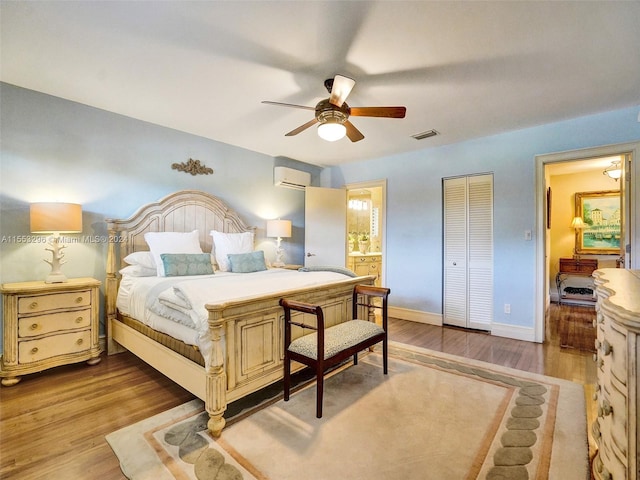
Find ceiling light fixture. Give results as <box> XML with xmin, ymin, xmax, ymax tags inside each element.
<box><xmin>317</xmin><ymin>119</ymin><xmax>346</xmax><ymax>142</ymax></box>
<box><xmin>603</xmin><ymin>160</ymin><xmax>622</xmax><ymax>181</ymax></box>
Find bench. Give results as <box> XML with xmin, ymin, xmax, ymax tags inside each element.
<box><xmin>279</xmin><ymin>284</ymin><xmax>390</xmax><ymax>418</ymax></box>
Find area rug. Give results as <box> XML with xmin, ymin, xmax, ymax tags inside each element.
<box><xmin>106</xmin><ymin>342</ymin><xmax>589</xmax><ymax>480</ymax></box>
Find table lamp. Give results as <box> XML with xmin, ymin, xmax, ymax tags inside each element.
<box><xmin>30</xmin><ymin>202</ymin><xmax>83</xmax><ymax>283</ymax></box>
<box><xmin>266</xmin><ymin>219</ymin><xmax>292</xmax><ymax>267</ymax></box>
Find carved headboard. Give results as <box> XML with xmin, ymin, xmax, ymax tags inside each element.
<box><xmin>104</xmin><ymin>190</ymin><xmax>255</xmax><ymax>324</ymax></box>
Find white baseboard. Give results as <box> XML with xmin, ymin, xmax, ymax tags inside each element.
<box><xmin>389</xmin><ymin>306</ymin><xmax>442</xmax><ymax>326</ymax></box>
<box><xmin>490</xmin><ymin>322</ymin><xmax>537</xmax><ymax>342</ymax></box>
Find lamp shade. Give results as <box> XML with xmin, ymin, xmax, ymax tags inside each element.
<box><xmin>570</xmin><ymin>216</ymin><xmax>586</xmax><ymax>229</ymax></box>
<box><xmin>30</xmin><ymin>203</ymin><xmax>83</xmax><ymax>233</ymax></box>
<box><xmin>266</xmin><ymin>219</ymin><xmax>291</xmax><ymax>238</ymax></box>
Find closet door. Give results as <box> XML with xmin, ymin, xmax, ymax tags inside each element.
<box><xmin>443</xmin><ymin>174</ymin><xmax>493</xmax><ymax>330</ymax></box>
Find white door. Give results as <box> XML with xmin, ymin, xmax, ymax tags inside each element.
<box><xmin>443</xmin><ymin>174</ymin><xmax>493</xmax><ymax>330</ymax></box>
<box><xmin>304</xmin><ymin>186</ymin><xmax>347</xmax><ymax>266</ymax></box>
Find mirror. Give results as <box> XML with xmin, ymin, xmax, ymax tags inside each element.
<box><xmin>347</xmin><ymin>187</ymin><xmax>382</xmax><ymax>253</ymax></box>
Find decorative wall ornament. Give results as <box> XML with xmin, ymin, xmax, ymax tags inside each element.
<box><xmin>172</xmin><ymin>158</ymin><xmax>214</xmax><ymax>176</ymax></box>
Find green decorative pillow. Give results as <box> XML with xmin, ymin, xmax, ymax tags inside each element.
<box><xmin>227</xmin><ymin>250</ymin><xmax>267</xmax><ymax>273</ymax></box>
<box><xmin>160</xmin><ymin>253</ymin><xmax>214</xmax><ymax>276</ymax></box>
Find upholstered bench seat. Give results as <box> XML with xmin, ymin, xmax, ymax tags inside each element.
<box><xmin>288</xmin><ymin>320</ymin><xmax>384</xmax><ymax>360</ymax></box>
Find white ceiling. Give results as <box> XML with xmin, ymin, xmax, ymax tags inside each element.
<box><xmin>2</xmin><ymin>1</ymin><xmax>639</xmax><ymax>167</ymax></box>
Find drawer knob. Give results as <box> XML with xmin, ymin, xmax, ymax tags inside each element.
<box><xmin>29</xmin><ymin>301</ymin><xmax>38</xmax><ymax>309</ymax></box>
<box><xmin>75</xmin><ymin>316</ymin><xmax>83</xmax><ymax>323</ymax></box>
<box><xmin>595</xmin><ymin>340</ymin><xmax>601</xmax><ymax>349</ymax></box>
<box><xmin>601</xmin><ymin>340</ymin><xmax>613</xmax><ymax>356</ymax></box>
<box><xmin>31</xmin><ymin>347</ymin><xmax>39</xmax><ymax>354</ymax></box>
<box><xmin>75</xmin><ymin>296</ymin><xmax>84</xmax><ymax>304</ymax></box>
<box><xmin>593</xmin><ymin>353</ymin><xmax>598</xmax><ymax>363</ymax></box>
<box><xmin>30</xmin><ymin>323</ymin><xmax>39</xmax><ymax>330</ymax></box>
<box><xmin>76</xmin><ymin>338</ymin><xmax>83</xmax><ymax>346</ymax></box>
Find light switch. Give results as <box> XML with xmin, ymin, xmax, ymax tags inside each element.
<box><xmin>524</xmin><ymin>230</ymin><xmax>532</xmax><ymax>241</ymax></box>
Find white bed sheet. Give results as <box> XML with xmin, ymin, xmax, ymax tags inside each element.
<box><xmin>116</xmin><ymin>268</ymin><xmax>355</xmax><ymax>366</ymax></box>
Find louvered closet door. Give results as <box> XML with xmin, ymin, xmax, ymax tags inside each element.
<box><xmin>443</xmin><ymin>174</ymin><xmax>493</xmax><ymax>330</ymax></box>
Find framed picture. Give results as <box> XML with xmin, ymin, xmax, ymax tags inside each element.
<box><xmin>574</xmin><ymin>190</ymin><xmax>621</xmax><ymax>254</ymax></box>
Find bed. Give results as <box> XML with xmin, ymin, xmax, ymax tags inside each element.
<box><xmin>105</xmin><ymin>190</ymin><xmax>374</xmax><ymax>436</ymax></box>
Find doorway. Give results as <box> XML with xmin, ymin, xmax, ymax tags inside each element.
<box><xmin>534</xmin><ymin>142</ymin><xmax>639</xmax><ymax>343</ymax></box>
<box><xmin>346</xmin><ymin>180</ymin><xmax>386</xmax><ymax>286</ymax></box>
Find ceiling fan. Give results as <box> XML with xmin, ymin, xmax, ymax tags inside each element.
<box><xmin>262</xmin><ymin>75</ymin><xmax>406</xmax><ymax>142</ymax></box>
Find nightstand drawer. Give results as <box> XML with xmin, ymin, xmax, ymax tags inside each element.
<box><xmin>18</xmin><ymin>290</ymin><xmax>92</xmax><ymax>314</ymax></box>
<box><xmin>18</xmin><ymin>330</ymin><xmax>91</xmax><ymax>363</ymax></box>
<box><xmin>18</xmin><ymin>309</ymin><xmax>92</xmax><ymax>338</ymax></box>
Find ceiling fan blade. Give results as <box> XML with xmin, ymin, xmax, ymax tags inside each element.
<box><xmin>285</xmin><ymin>118</ymin><xmax>319</xmax><ymax>136</ymax></box>
<box><xmin>329</xmin><ymin>75</ymin><xmax>356</xmax><ymax>107</ymax></box>
<box><xmin>349</xmin><ymin>106</ymin><xmax>407</xmax><ymax>118</ymax></box>
<box><xmin>262</xmin><ymin>101</ymin><xmax>315</xmax><ymax>111</ymax></box>
<box><xmin>344</xmin><ymin>121</ymin><xmax>364</xmax><ymax>142</ymax></box>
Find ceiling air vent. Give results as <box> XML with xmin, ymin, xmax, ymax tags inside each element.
<box><xmin>412</xmin><ymin>129</ymin><xmax>439</xmax><ymax>140</ymax></box>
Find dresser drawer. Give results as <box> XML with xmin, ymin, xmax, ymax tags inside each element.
<box><xmin>18</xmin><ymin>330</ymin><xmax>91</xmax><ymax>363</ymax></box>
<box><xmin>17</xmin><ymin>309</ymin><xmax>92</xmax><ymax>338</ymax></box>
<box><xmin>353</xmin><ymin>255</ymin><xmax>381</xmax><ymax>264</ymax></box>
<box><xmin>604</xmin><ymin>322</ymin><xmax>627</xmax><ymax>386</ymax></box>
<box><xmin>18</xmin><ymin>290</ymin><xmax>92</xmax><ymax>314</ymax></box>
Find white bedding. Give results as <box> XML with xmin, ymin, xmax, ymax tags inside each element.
<box><xmin>116</xmin><ymin>268</ymin><xmax>355</xmax><ymax>366</ymax></box>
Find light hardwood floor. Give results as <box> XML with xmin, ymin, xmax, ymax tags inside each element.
<box><xmin>0</xmin><ymin>304</ymin><xmax>596</xmax><ymax>479</ymax></box>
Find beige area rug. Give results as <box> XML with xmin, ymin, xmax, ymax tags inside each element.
<box><xmin>106</xmin><ymin>342</ymin><xmax>589</xmax><ymax>480</ymax></box>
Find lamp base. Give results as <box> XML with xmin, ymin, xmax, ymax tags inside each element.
<box><xmin>45</xmin><ymin>271</ymin><xmax>68</xmax><ymax>283</ymax></box>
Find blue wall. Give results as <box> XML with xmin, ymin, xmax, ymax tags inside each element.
<box><xmin>0</xmin><ymin>82</ymin><xmax>317</xmax><ymax>346</ymax></box>
<box><xmin>328</xmin><ymin>106</ymin><xmax>640</xmax><ymax>332</ymax></box>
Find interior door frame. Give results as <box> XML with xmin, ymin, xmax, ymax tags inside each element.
<box><xmin>534</xmin><ymin>141</ymin><xmax>639</xmax><ymax>343</ymax></box>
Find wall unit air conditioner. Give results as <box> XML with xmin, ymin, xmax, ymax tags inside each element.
<box><xmin>274</xmin><ymin>166</ymin><xmax>311</xmax><ymax>190</ymax></box>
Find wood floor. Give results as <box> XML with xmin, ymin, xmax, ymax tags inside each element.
<box><xmin>0</xmin><ymin>304</ymin><xmax>596</xmax><ymax>479</ymax></box>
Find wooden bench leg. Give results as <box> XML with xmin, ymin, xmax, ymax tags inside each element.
<box><xmin>383</xmin><ymin>338</ymin><xmax>388</xmax><ymax>374</ymax></box>
<box><xmin>316</xmin><ymin>365</ymin><xmax>324</xmax><ymax>418</ymax></box>
<box><xmin>284</xmin><ymin>354</ymin><xmax>291</xmax><ymax>401</ymax></box>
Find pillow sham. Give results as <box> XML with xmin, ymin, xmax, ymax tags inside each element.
<box><xmin>211</xmin><ymin>230</ymin><xmax>254</xmax><ymax>272</ymax></box>
<box><xmin>119</xmin><ymin>264</ymin><xmax>158</xmax><ymax>277</ymax></box>
<box><xmin>144</xmin><ymin>230</ymin><xmax>203</xmax><ymax>276</ymax></box>
<box><xmin>228</xmin><ymin>250</ymin><xmax>267</xmax><ymax>273</ymax></box>
<box><xmin>160</xmin><ymin>253</ymin><xmax>214</xmax><ymax>277</ymax></box>
<box><xmin>123</xmin><ymin>251</ymin><xmax>156</xmax><ymax>270</ymax></box>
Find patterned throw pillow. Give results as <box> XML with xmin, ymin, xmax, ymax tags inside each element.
<box><xmin>160</xmin><ymin>253</ymin><xmax>214</xmax><ymax>276</ymax></box>
<box><xmin>227</xmin><ymin>251</ymin><xmax>267</xmax><ymax>273</ymax></box>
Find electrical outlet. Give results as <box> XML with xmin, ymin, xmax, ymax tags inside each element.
<box><xmin>504</xmin><ymin>304</ymin><xmax>511</xmax><ymax>314</ymax></box>
<box><xmin>524</xmin><ymin>230</ymin><xmax>532</xmax><ymax>241</ymax></box>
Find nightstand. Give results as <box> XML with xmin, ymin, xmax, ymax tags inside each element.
<box><xmin>1</xmin><ymin>277</ymin><xmax>102</xmax><ymax>386</ymax></box>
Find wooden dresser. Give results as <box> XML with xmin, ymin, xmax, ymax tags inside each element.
<box><xmin>0</xmin><ymin>277</ymin><xmax>102</xmax><ymax>386</ymax></box>
<box><xmin>592</xmin><ymin>269</ymin><xmax>640</xmax><ymax>480</ymax></box>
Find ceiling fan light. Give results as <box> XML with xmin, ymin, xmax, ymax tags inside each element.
<box><xmin>317</xmin><ymin>122</ymin><xmax>346</xmax><ymax>142</ymax></box>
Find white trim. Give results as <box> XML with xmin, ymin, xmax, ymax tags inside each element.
<box><xmin>534</xmin><ymin>141</ymin><xmax>639</xmax><ymax>344</ymax></box>
<box><xmin>389</xmin><ymin>306</ymin><xmax>442</xmax><ymax>326</ymax></box>
<box><xmin>490</xmin><ymin>322</ymin><xmax>536</xmax><ymax>343</ymax></box>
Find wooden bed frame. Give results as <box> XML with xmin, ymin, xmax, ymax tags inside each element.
<box><xmin>105</xmin><ymin>190</ymin><xmax>374</xmax><ymax>436</ymax></box>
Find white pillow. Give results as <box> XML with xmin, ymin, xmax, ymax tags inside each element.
<box><xmin>123</xmin><ymin>251</ymin><xmax>156</xmax><ymax>270</ymax></box>
<box><xmin>119</xmin><ymin>264</ymin><xmax>158</xmax><ymax>277</ymax></box>
<box><xmin>211</xmin><ymin>230</ymin><xmax>254</xmax><ymax>272</ymax></box>
<box><xmin>144</xmin><ymin>230</ymin><xmax>203</xmax><ymax>276</ymax></box>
